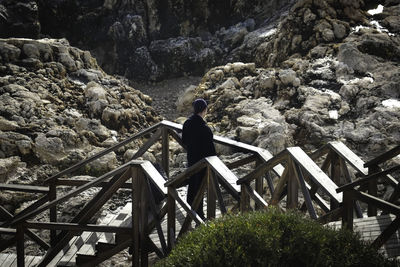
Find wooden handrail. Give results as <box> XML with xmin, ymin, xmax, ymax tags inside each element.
<box><xmin>364</xmin><ymin>145</ymin><xmax>400</xmax><ymax>167</ymax></box>
<box><xmin>11</xmin><ymin>161</ymin><xmax>137</xmax><ymax>225</ymax></box>
<box><xmin>0</xmin><ymin>184</ymin><xmax>49</xmax><ymax>193</ymax></box>
<box><xmin>336</xmin><ymin>165</ymin><xmax>400</xmax><ymax>193</ymax></box>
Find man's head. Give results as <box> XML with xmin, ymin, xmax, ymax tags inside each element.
<box><xmin>193</xmin><ymin>98</ymin><xmax>208</xmax><ymax>116</ymax></box>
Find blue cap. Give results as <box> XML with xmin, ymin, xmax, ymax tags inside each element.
<box><xmin>193</xmin><ymin>98</ymin><xmax>208</xmax><ymax>114</ymax></box>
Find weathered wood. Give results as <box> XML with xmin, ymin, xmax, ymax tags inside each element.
<box><xmin>225</xmin><ymin>154</ymin><xmax>257</xmax><ymax>169</ymax></box>
<box><xmin>337</xmin><ymin>165</ymin><xmax>400</xmax><ymax>193</ymax></box>
<box><xmin>309</xmin><ymin>143</ymin><xmax>330</xmax><ymax>161</ymax></box>
<box><xmin>328</xmin><ymin>141</ymin><xmax>368</xmax><ymax>175</ymax></box>
<box><xmin>22</xmin><ymin>222</ymin><xmax>131</xmax><ymax>233</ymax></box>
<box><xmin>265</xmin><ymin>171</ymin><xmax>275</xmax><ymax>195</ymax></box>
<box><xmin>237</xmin><ymin>149</ymin><xmax>288</xmax><ymax>185</ymax></box>
<box><xmin>37</xmin><ymin>167</ymin><xmax>133</xmax><ymax>267</ymax></box>
<box><xmin>240</xmin><ymin>183</ymin><xmax>251</xmax><ymax>212</ymax></box>
<box><xmin>353</xmin><ymin>191</ymin><xmax>400</xmax><ymax>215</ymax></box>
<box><xmin>244</xmin><ymin>184</ymin><xmax>268</xmax><ymax>209</ymax></box>
<box><xmin>169</xmin><ymin>188</ymin><xmax>204</xmax><ymax>226</ymax></box>
<box><xmin>144</xmin><ymin>176</ymin><xmax>167</xmax><ymax>256</ymax></box>
<box><xmin>342</xmin><ymin>190</ymin><xmax>355</xmax><ymax>231</ymax></box>
<box><xmin>16</xmin><ymin>226</ymin><xmax>24</xmax><ymax>267</ymax></box>
<box><xmin>339</xmin><ymin>158</ymin><xmax>363</xmax><ymax>218</ymax></box>
<box><xmin>167</xmin><ymin>188</ymin><xmax>176</xmax><ymax>251</ymax></box>
<box><xmin>270</xmin><ymin>161</ymin><xmax>290</xmax><ymax>205</ymax></box>
<box><xmin>287</xmin><ymin>158</ymin><xmax>298</xmax><ymax>209</ymax></box>
<box><xmin>132</xmin><ymin>167</ymin><xmax>140</xmax><ymax>267</ymax></box>
<box><xmin>162</xmin><ymin>127</ymin><xmax>170</xmax><ymax>179</ymax></box>
<box><xmin>318</xmin><ymin>206</ymin><xmax>344</xmax><ymax>224</ymax></box>
<box><xmin>364</xmin><ymin>144</ymin><xmax>400</xmax><ymax>167</ymax></box>
<box><xmin>12</xmin><ymin>162</ymin><xmax>134</xmax><ymax>225</ymax></box>
<box><xmin>140</xmin><ymin>160</ymin><xmax>167</xmax><ymax>195</ymax></box>
<box><xmin>207</xmin><ymin>167</ymin><xmax>216</xmax><ymax>219</ymax></box>
<box><xmin>210</xmin><ymin>169</ymin><xmax>227</xmax><ymax>214</ymax></box>
<box><xmin>371</xmin><ymin>216</ymin><xmax>400</xmax><ymax>249</ymax></box>
<box><xmin>56</xmin><ymin>179</ymin><xmax>133</xmax><ymax>189</ymax></box>
<box><xmin>140</xmin><ymin>170</ymin><xmax>149</xmax><ymax>267</ymax></box>
<box><xmin>287</xmin><ymin>147</ymin><xmax>342</xmax><ymax>203</ymax></box>
<box><xmin>165</xmin><ymin>159</ymin><xmax>207</xmax><ymax>187</ymax></box>
<box><xmin>0</xmin><ymin>184</ymin><xmax>48</xmax><ymax>194</ymax></box>
<box><xmin>206</xmin><ymin>156</ymin><xmax>240</xmax><ymax>200</ymax></box>
<box><xmin>293</xmin><ymin>162</ymin><xmax>317</xmax><ymax>219</ymax></box>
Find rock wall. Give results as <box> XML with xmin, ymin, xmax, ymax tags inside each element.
<box><xmin>0</xmin><ymin>0</ymin><xmax>295</xmax><ymax>81</ymax></box>
<box><xmin>178</xmin><ymin>0</ymin><xmax>400</xmax><ymax>162</ymax></box>
<box><xmin>0</xmin><ymin>38</ymin><xmax>159</xmax><ymax>190</ymax></box>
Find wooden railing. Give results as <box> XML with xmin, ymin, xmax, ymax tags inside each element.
<box><xmin>0</xmin><ymin>120</ymin><xmax>398</xmax><ymax>266</ymax></box>
<box><xmin>336</xmin><ymin>144</ymin><xmax>400</xmax><ymax>250</ymax></box>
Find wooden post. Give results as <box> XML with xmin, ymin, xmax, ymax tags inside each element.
<box><xmin>255</xmin><ymin>159</ymin><xmax>263</xmax><ymax>210</ymax></box>
<box><xmin>330</xmin><ymin>154</ymin><xmax>340</xmax><ymax>211</ymax></box>
<box><xmin>240</xmin><ymin>183</ymin><xmax>250</xmax><ymax>212</ymax></box>
<box><xmin>207</xmin><ymin>167</ymin><xmax>216</xmax><ymax>219</ymax></box>
<box><xmin>139</xmin><ymin>169</ymin><xmax>148</xmax><ymax>267</ymax></box>
<box><xmin>287</xmin><ymin>158</ymin><xmax>298</xmax><ymax>209</ymax></box>
<box><xmin>48</xmin><ymin>180</ymin><xmax>57</xmax><ymax>246</ymax></box>
<box><xmin>342</xmin><ymin>190</ymin><xmax>354</xmax><ymax>231</ymax></box>
<box><xmin>16</xmin><ymin>225</ymin><xmax>24</xmax><ymax>267</ymax></box>
<box><xmin>368</xmin><ymin>165</ymin><xmax>378</xmax><ymax>216</ymax></box>
<box><xmin>167</xmin><ymin>187</ymin><xmax>176</xmax><ymax>250</ymax></box>
<box><xmin>162</xmin><ymin>127</ymin><xmax>169</xmax><ymax>178</ymax></box>
<box><xmin>132</xmin><ymin>167</ymin><xmax>140</xmax><ymax>267</ymax></box>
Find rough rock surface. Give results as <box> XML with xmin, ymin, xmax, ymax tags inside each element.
<box><xmin>0</xmin><ymin>38</ymin><xmax>160</xmax><ymax>211</ymax></box>
<box><xmin>0</xmin><ymin>0</ymin><xmax>295</xmax><ymax>81</ymax></box>
<box><xmin>177</xmin><ymin>0</ymin><xmax>400</xmax><ymax>162</ymax></box>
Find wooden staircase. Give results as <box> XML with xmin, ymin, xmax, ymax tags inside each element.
<box><xmin>0</xmin><ymin>120</ymin><xmax>399</xmax><ymax>266</ymax></box>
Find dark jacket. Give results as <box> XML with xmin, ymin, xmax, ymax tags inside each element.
<box><xmin>182</xmin><ymin>114</ymin><xmax>216</xmax><ymax>166</ymax></box>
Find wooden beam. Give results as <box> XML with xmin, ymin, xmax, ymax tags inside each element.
<box><xmin>244</xmin><ymin>184</ymin><xmax>268</xmax><ymax>209</ymax></box>
<box><xmin>293</xmin><ymin>162</ymin><xmax>317</xmax><ymax>219</ymax></box>
<box><xmin>132</xmin><ymin>128</ymin><xmax>162</xmax><ymax>160</ymax></box>
<box><xmin>0</xmin><ymin>184</ymin><xmax>48</xmax><ymax>194</ymax></box>
<box><xmin>371</xmin><ymin>216</ymin><xmax>400</xmax><ymax>249</ymax></box>
<box><xmin>354</xmin><ymin>191</ymin><xmax>400</xmax><ymax>215</ymax></box>
<box><xmin>364</xmin><ymin>145</ymin><xmax>400</xmax><ymax>167</ymax></box>
<box><xmin>328</xmin><ymin>141</ymin><xmax>368</xmax><ymax>175</ymax></box>
<box><xmin>56</xmin><ymin>179</ymin><xmax>133</xmax><ymax>189</ymax></box>
<box><xmin>165</xmin><ymin>159</ymin><xmax>207</xmax><ymax>187</ymax></box>
<box><xmin>337</xmin><ymin>165</ymin><xmax>400</xmax><ymax>193</ymax></box>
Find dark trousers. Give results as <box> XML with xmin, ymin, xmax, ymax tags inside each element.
<box><xmin>187</xmin><ymin>169</ymin><xmax>206</xmax><ymax>220</ymax></box>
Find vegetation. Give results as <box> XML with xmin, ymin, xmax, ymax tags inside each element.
<box><xmin>156</xmin><ymin>208</ymin><xmax>397</xmax><ymax>267</ymax></box>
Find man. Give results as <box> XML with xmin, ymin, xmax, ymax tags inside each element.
<box><xmin>182</xmin><ymin>98</ymin><xmax>216</xmax><ymax>220</ymax></box>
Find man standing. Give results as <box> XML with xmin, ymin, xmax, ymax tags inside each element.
<box><xmin>182</xmin><ymin>98</ymin><xmax>216</xmax><ymax>220</ymax></box>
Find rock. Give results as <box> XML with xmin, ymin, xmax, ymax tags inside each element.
<box><xmin>0</xmin><ymin>156</ymin><xmax>25</xmax><ymax>183</ymax></box>
<box><xmin>34</xmin><ymin>133</ymin><xmax>66</xmax><ymax>164</ymax></box>
<box><xmin>85</xmin><ymin>147</ymin><xmax>117</xmax><ymax>175</ymax></box>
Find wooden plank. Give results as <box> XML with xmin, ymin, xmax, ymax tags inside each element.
<box><xmin>328</xmin><ymin>141</ymin><xmax>368</xmax><ymax>175</ymax></box>
<box><xmin>140</xmin><ymin>161</ymin><xmax>167</xmax><ymax>195</ymax></box>
<box><xmin>287</xmin><ymin>147</ymin><xmax>342</xmax><ymax>203</ymax></box>
<box><xmin>206</xmin><ymin>156</ymin><xmax>240</xmax><ymax>199</ymax></box>
<box><xmin>244</xmin><ymin>184</ymin><xmax>268</xmax><ymax>208</ymax></box>
<box><xmin>364</xmin><ymin>145</ymin><xmax>400</xmax><ymax>167</ymax></box>
<box><xmin>354</xmin><ymin>191</ymin><xmax>400</xmax><ymax>215</ymax></box>
<box><xmin>165</xmin><ymin>159</ymin><xmax>207</xmax><ymax>187</ymax></box>
<box><xmin>337</xmin><ymin>165</ymin><xmax>400</xmax><ymax>193</ymax></box>
<box><xmin>294</xmin><ymin>162</ymin><xmax>317</xmax><ymax>219</ymax></box>
<box><xmin>27</xmin><ymin>256</ymin><xmax>41</xmax><ymax>267</ymax></box>
<box><xmin>0</xmin><ymin>184</ymin><xmax>48</xmax><ymax>194</ymax></box>
<box><xmin>2</xmin><ymin>254</ymin><xmax>16</xmax><ymax>267</ymax></box>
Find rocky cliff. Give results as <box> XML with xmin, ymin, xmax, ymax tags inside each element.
<box><xmin>177</xmin><ymin>0</ymin><xmax>400</xmax><ymax>161</ymax></box>
<box><xmin>0</xmin><ymin>0</ymin><xmax>295</xmax><ymax>81</ymax></box>
<box><xmin>0</xmin><ymin>38</ymin><xmax>159</xmax><ymax>207</ymax></box>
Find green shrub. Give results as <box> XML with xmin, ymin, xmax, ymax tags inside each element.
<box><xmin>156</xmin><ymin>208</ymin><xmax>397</xmax><ymax>267</ymax></box>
